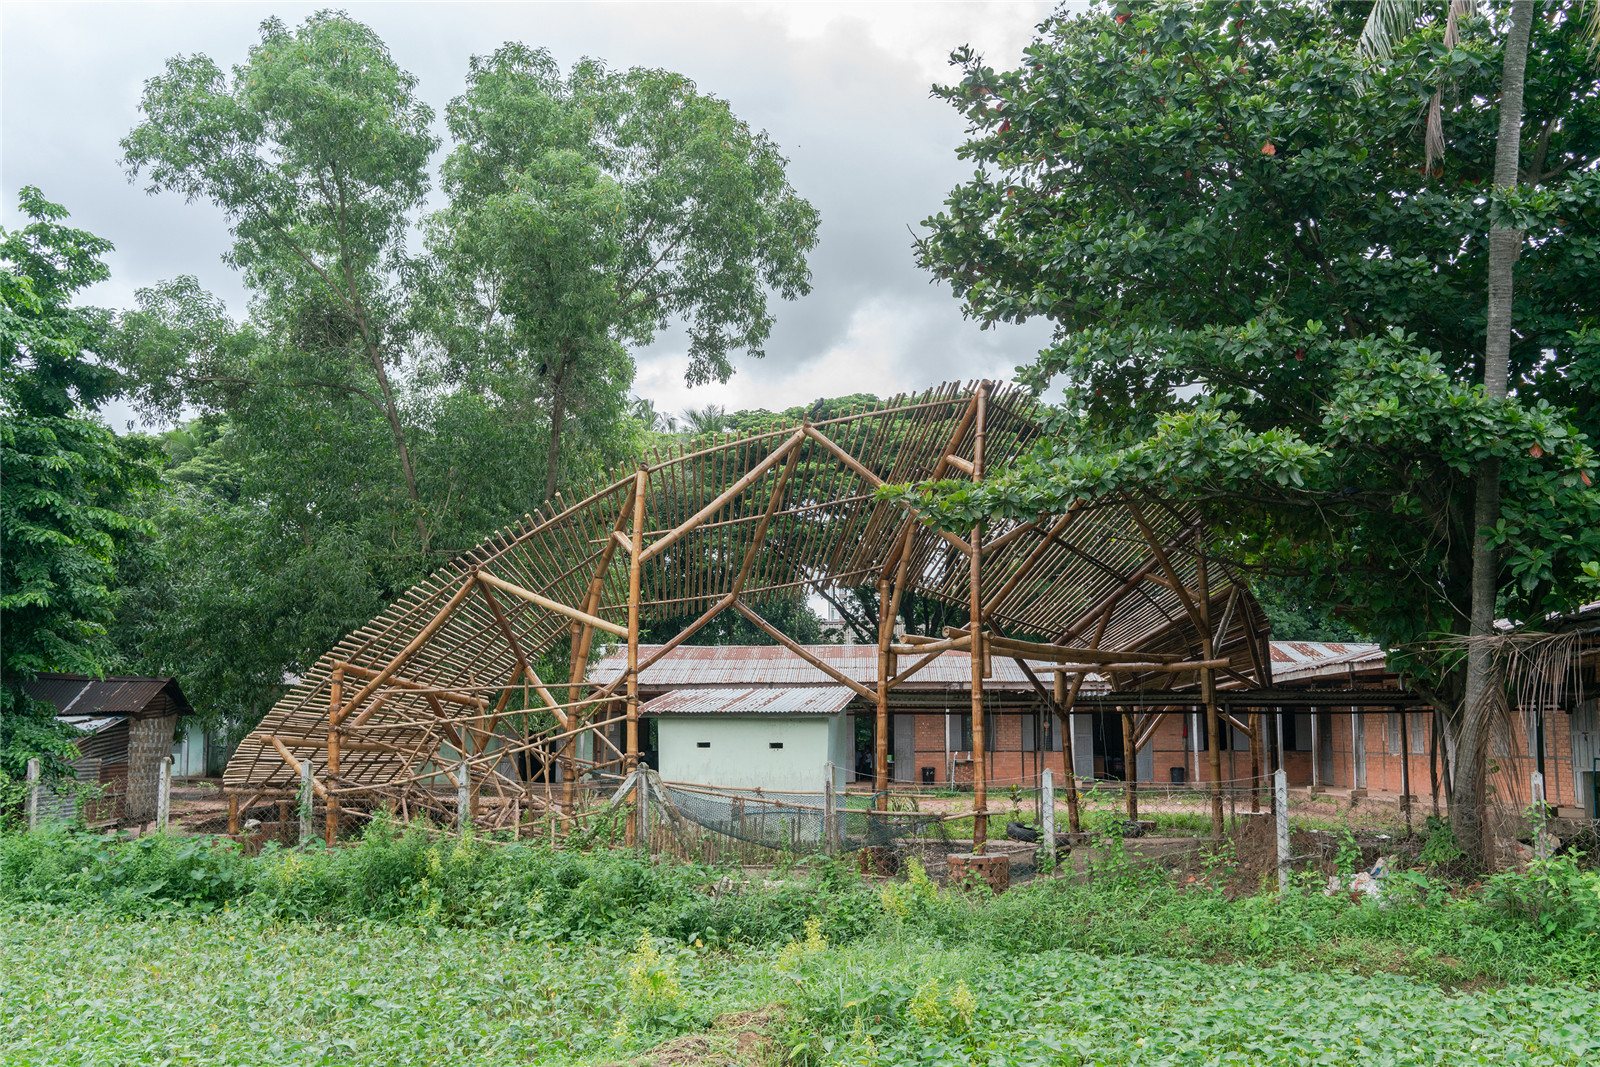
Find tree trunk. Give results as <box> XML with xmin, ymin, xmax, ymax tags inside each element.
<box><xmin>1454</xmin><ymin>0</ymin><xmax>1534</xmax><ymax>866</ymax></box>
<box><xmin>367</xmin><ymin>344</ymin><xmax>431</xmax><ymax>553</ymax></box>
<box><xmin>544</xmin><ymin>386</ymin><xmax>566</xmax><ymax>504</ymax></box>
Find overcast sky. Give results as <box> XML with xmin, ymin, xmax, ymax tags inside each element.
<box><xmin>2</xmin><ymin>1</ymin><xmax>1065</xmax><ymax>429</ymax></box>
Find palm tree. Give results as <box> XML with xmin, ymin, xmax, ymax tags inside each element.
<box><xmin>1357</xmin><ymin>0</ymin><xmax>1589</xmax><ymax>862</ymax></box>
<box><xmin>630</xmin><ymin>396</ymin><xmax>678</xmax><ymax>434</ymax></box>
<box><xmin>679</xmin><ymin>404</ymin><xmax>730</xmax><ymax>438</ymax></box>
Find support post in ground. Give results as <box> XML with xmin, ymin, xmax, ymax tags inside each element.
<box><xmin>1054</xmin><ymin>669</ymin><xmax>1083</xmax><ymax>833</ymax></box>
<box><xmin>458</xmin><ymin>759</ymin><xmax>470</xmax><ymax>836</ymax></box>
<box><xmin>1400</xmin><ymin>709</ymin><xmax>1413</xmax><ymax>836</ymax></box>
<box><xmin>325</xmin><ymin>665</ymin><xmax>343</xmax><ymax>846</ymax></box>
<box><xmin>1311</xmin><ymin>709</ymin><xmax>1322</xmax><ymax>792</ymax></box>
<box><xmin>875</xmin><ymin>576</ymin><xmax>892</xmax><ymax>812</ymax></box>
<box><xmin>1249</xmin><ymin>712</ymin><xmax>1262</xmax><ymax>813</ymax></box>
<box><xmin>25</xmin><ymin>758</ymin><xmax>40</xmax><ymax>831</ymax></box>
<box><xmin>968</xmin><ymin>382</ymin><xmax>989</xmax><ymax>854</ymax></box>
<box><xmin>156</xmin><ymin>756</ymin><xmax>172</xmax><ymax>831</ymax></box>
<box><xmin>625</xmin><ymin>467</ymin><xmax>647</xmax><ymax>847</ymax></box>
<box><xmin>1122</xmin><ymin>709</ymin><xmax>1138</xmax><ymax>820</ymax></box>
<box><xmin>228</xmin><ymin>792</ymin><xmax>240</xmax><ymax>837</ymax></box>
<box><xmin>299</xmin><ymin>760</ymin><xmax>313</xmax><ymax>843</ymax></box>
<box><xmin>1274</xmin><ymin>768</ymin><xmax>1290</xmax><ymax>893</ymax></box>
<box><xmin>1532</xmin><ymin>771</ymin><xmax>1548</xmax><ymax>859</ymax></box>
<box><xmin>823</xmin><ymin>761</ymin><xmax>838</xmax><ymax>855</ymax></box>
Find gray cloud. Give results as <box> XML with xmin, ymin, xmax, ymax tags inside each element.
<box><xmin>2</xmin><ymin>1</ymin><xmax>1059</xmax><ymax>425</ymax></box>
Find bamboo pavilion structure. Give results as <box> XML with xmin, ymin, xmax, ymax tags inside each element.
<box><xmin>225</xmin><ymin>381</ymin><xmax>1299</xmax><ymax>848</ymax></box>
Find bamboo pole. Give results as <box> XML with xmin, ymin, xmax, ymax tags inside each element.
<box><xmin>333</xmin><ymin>577</ymin><xmax>477</xmax><ymax>725</ymax></box>
<box><xmin>875</xmin><ymin>575</ymin><xmax>892</xmax><ymax>811</ymax></box>
<box><xmin>970</xmin><ymin>381</ymin><xmax>989</xmax><ymax>854</ymax></box>
<box><xmin>1249</xmin><ymin>711</ymin><xmax>1262</xmax><ymax>813</ymax></box>
<box><xmin>1123</xmin><ymin>709</ymin><xmax>1138</xmax><ymax>820</ymax></box>
<box><xmin>1198</xmin><ymin>548</ymin><xmax>1224</xmax><ymax>838</ymax></box>
<box><xmin>476</xmin><ymin>571</ymin><xmax>627</xmax><ymax>638</ymax></box>
<box><xmin>326</xmin><ymin>665</ymin><xmax>343</xmax><ymax>845</ymax></box>
<box><xmin>732</xmin><ymin>601</ymin><xmax>878</xmax><ymax>700</ymax></box>
<box><xmin>626</xmin><ymin>467</ymin><xmax>647</xmax><ymax>847</ymax></box>
<box><xmin>638</xmin><ymin>430</ymin><xmax>804</xmax><ymax>563</ymax></box>
<box><xmin>1056</xmin><ymin>669</ymin><xmax>1083</xmax><ymax>832</ymax></box>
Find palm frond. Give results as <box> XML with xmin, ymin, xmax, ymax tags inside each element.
<box><xmin>1359</xmin><ymin>0</ymin><xmax>1430</xmax><ymax>63</ymax></box>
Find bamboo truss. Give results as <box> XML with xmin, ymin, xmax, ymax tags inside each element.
<box><xmin>225</xmin><ymin>381</ymin><xmax>1273</xmax><ymax>845</ymax></box>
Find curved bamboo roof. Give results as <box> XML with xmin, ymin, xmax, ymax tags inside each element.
<box><xmin>225</xmin><ymin>381</ymin><xmax>1270</xmax><ymax>794</ymax></box>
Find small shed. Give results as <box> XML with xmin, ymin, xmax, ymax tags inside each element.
<box><xmin>22</xmin><ymin>674</ymin><xmax>196</xmax><ymax>822</ymax></box>
<box><xmin>641</xmin><ymin>686</ymin><xmax>854</xmax><ymax>793</ymax></box>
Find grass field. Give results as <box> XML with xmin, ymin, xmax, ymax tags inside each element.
<box><xmin>4</xmin><ymin>823</ymin><xmax>1599</xmax><ymax>1065</ymax></box>
<box><xmin>6</xmin><ymin>911</ymin><xmax>1600</xmax><ymax>1066</ymax></box>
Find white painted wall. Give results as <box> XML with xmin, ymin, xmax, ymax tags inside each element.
<box><xmin>658</xmin><ymin>715</ymin><xmax>848</xmax><ymax>793</ymax></box>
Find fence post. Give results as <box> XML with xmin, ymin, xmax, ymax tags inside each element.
<box><xmin>25</xmin><ymin>758</ymin><xmax>41</xmax><ymax>831</ymax></box>
<box><xmin>1531</xmin><ymin>771</ymin><xmax>1548</xmax><ymax>860</ymax></box>
<box><xmin>458</xmin><ymin>759</ymin><xmax>470</xmax><ymax>837</ymax></box>
<box><xmin>1041</xmin><ymin>769</ymin><xmax>1056</xmax><ymax>851</ymax></box>
<box><xmin>299</xmin><ymin>760</ymin><xmax>313</xmax><ymax>844</ymax></box>
<box><xmin>823</xmin><ymin>762</ymin><xmax>837</xmax><ymax>856</ymax></box>
<box><xmin>156</xmin><ymin>756</ymin><xmax>172</xmax><ymax>831</ymax></box>
<box><xmin>1274</xmin><ymin>768</ymin><xmax>1290</xmax><ymax>893</ymax></box>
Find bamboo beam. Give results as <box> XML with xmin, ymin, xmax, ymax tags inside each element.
<box><xmin>878</xmin><ymin>391</ymin><xmax>981</xmax><ymax>580</ymax></box>
<box><xmin>338</xmin><ymin>665</ymin><xmax>484</xmax><ymax>709</ymax></box>
<box><xmin>477</xmin><ymin>571</ymin><xmax>628</xmax><ymax>638</ymax></box>
<box><xmin>638</xmin><ymin>429</ymin><xmax>805</xmax><ymax>564</ymax></box>
<box><xmin>269</xmin><ymin>736</ymin><xmax>329</xmax><ymax>799</ymax></box>
<box><xmin>982</xmin><ymin>508</ymin><xmax>1082</xmax><ymax>619</ymax></box>
<box><xmin>1124</xmin><ymin>499</ymin><xmax>1205</xmax><ymax>630</ymax></box>
<box><xmin>1047</xmin><ymin>658</ymin><xmax>1230</xmax><ymax>673</ymax></box>
<box><xmin>801</xmin><ymin>424</ymin><xmax>973</xmax><ymax>556</ymax></box>
<box><xmin>333</xmin><ymin>576</ymin><xmax>478</xmax><ymax>725</ymax></box>
<box><xmin>945</xmin><ymin>629</ymin><xmax>1183</xmax><ymax>665</ymax></box>
<box><xmin>731</xmin><ymin>600</ymin><xmax>878</xmax><ymax>701</ymax></box>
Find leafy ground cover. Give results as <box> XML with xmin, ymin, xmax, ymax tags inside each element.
<box><xmin>4</xmin><ymin>824</ymin><xmax>1599</xmax><ymax>1064</ymax></box>
<box><xmin>5</xmin><ymin>912</ymin><xmax>1599</xmax><ymax>1066</ymax></box>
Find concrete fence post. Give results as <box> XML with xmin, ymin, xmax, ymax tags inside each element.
<box><xmin>1041</xmin><ymin>769</ymin><xmax>1057</xmax><ymax>869</ymax></box>
<box><xmin>823</xmin><ymin>762</ymin><xmax>838</xmax><ymax>855</ymax></box>
<box><xmin>299</xmin><ymin>760</ymin><xmax>313</xmax><ymax>844</ymax></box>
<box><xmin>1531</xmin><ymin>772</ymin><xmax>1548</xmax><ymax>860</ymax></box>
<box><xmin>458</xmin><ymin>759</ymin><xmax>470</xmax><ymax>837</ymax></box>
<box><xmin>1274</xmin><ymin>769</ymin><xmax>1290</xmax><ymax>893</ymax></box>
<box><xmin>156</xmin><ymin>756</ymin><xmax>173</xmax><ymax>831</ymax></box>
<box><xmin>25</xmin><ymin>758</ymin><xmax>41</xmax><ymax>831</ymax></box>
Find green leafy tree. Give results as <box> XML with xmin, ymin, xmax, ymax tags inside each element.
<box><xmin>120</xmin><ymin>12</ymin><xmax>441</xmax><ymax>548</ymax></box>
<box><xmin>427</xmin><ymin>44</ymin><xmax>820</xmax><ymax>499</ymax></box>
<box><xmin>903</xmin><ymin>1</ymin><xmax>1600</xmax><ymax>854</ymax></box>
<box><xmin>1</xmin><ymin>189</ymin><xmax>160</xmax><ymax>778</ymax></box>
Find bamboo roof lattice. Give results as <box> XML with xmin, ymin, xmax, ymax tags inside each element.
<box><xmin>225</xmin><ymin>382</ymin><xmax>1270</xmax><ymax>828</ymax></box>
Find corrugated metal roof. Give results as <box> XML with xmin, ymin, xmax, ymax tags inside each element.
<box><xmin>22</xmin><ymin>674</ymin><xmax>193</xmax><ymax>718</ymax></box>
<box><xmin>58</xmin><ymin>715</ymin><xmax>125</xmax><ymax>735</ymax></box>
<box><xmin>589</xmin><ymin>644</ymin><xmax>1058</xmax><ymax>690</ymax></box>
<box><xmin>1269</xmin><ymin>642</ymin><xmax>1386</xmax><ymax>684</ymax></box>
<box><xmin>639</xmin><ymin>686</ymin><xmax>855</xmax><ymax>716</ymax></box>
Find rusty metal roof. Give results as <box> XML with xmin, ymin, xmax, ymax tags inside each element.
<box><xmin>638</xmin><ymin>686</ymin><xmax>855</xmax><ymax>716</ymax></box>
<box><xmin>23</xmin><ymin>674</ymin><xmax>193</xmax><ymax>719</ymax></box>
<box><xmin>1269</xmin><ymin>642</ymin><xmax>1386</xmax><ymax>684</ymax></box>
<box><xmin>590</xmin><ymin>644</ymin><xmax>1060</xmax><ymax>691</ymax></box>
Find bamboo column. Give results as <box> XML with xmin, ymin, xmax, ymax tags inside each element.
<box><xmin>1249</xmin><ymin>712</ymin><xmax>1262</xmax><ymax>813</ymax></box>
<box><xmin>625</xmin><ymin>466</ymin><xmax>647</xmax><ymax>846</ymax></box>
<box><xmin>875</xmin><ymin>576</ymin><xmax>892</xmax><ymax>811</ymax></box>
<box><xmin>1054</xmin><ymin>670</ymin><xmax>1082</xmax><ymax>832</ymax></box>
<box><xmin>1122</xmin><ymin>709</ymin><xmax>1139</xmax><ymax>820</ymax></box>
<box><xmin>326</xmin><ymin>665</ymin><xmax>343</xmax><ymax>846</ymax></box>
<box><xmin>1197</xmin><ymin>552</ymin><xmax>1224</xmax><ymax>838</ymax></box>
<box><xmin>969</xmin><ymin>382</ymin><xmax>989</xmax><ymax>853</ymax></box>
<box><xmin>1400</xmin><ymin>709</ymin><xmax>1413</xmax><ymax>835</ymax></box>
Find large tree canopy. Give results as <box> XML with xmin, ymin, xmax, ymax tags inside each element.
<box><xmin>904</xmin><ymin>3</ymin><xmax>1599</xmax><ymax>717</ymax></box>
<box><xmin>426</xmin><ymin>43</ymin><xmax>820</xmax><ymax>497</ymax></box>
<box><xmin>1</xmin><ymin>189</ymin><xmax>160</xmax><ymax>778</ymax></box>
<box><xmin>104</xmin><ymin>14</ymin><xmax>819</xmax><ymax>739</ymax></box>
